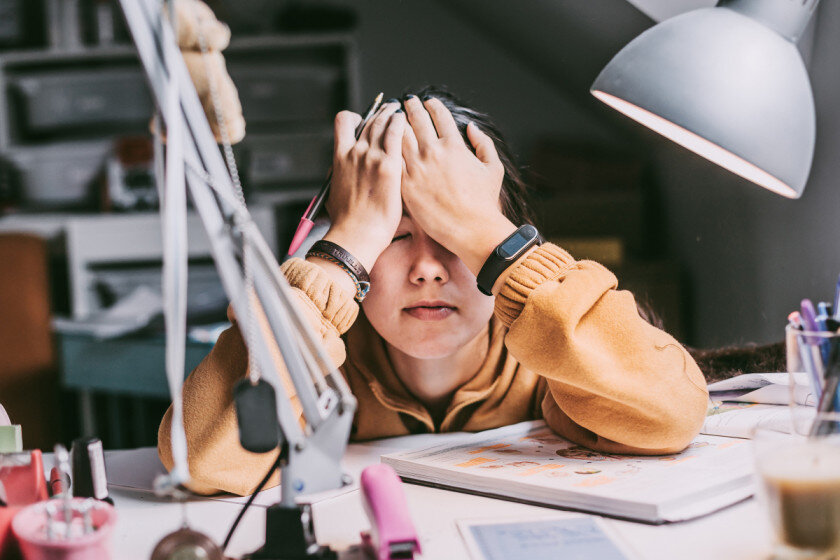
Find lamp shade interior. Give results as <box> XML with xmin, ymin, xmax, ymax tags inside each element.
<box><xmin>591</xmin><ymin>91</ymin><xmax>799</xmax><ymax>198</ymax></box>
<box><xmin>590</xmin><ymin>6</ymin><xmax>815</xmax><ymax>198</ymax></box>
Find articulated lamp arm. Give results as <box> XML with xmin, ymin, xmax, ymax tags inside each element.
<box><xmin>117</xmin><ymin>0</ymin><xmax>356</xmax><ymax>506</ymax></box>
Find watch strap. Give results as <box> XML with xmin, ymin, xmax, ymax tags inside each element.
<box><xmin>476</xmin><ymin>225</ymin><xmax>542</xmax><ymax>296</ymax></box>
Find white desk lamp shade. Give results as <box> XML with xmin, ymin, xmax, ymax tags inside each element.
<box><xmin>591</xmin><ymin>5</ymin><xmax>816</xmax><ymax>198</ymax></box>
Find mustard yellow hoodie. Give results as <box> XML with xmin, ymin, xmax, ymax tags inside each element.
<box><xmin>159</xmin><ymin>243</ymin><xmax>709</xmax><ymax>496</ymax></box>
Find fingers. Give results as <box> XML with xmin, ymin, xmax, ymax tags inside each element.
<box><xmin>365</xmin><ymin>102</ymin><xmax>400</xmax><ymax>148</ymax></box>
<box><xmin>424</xmin><ymin>97</ymin><xmax>460</xmax><ymax>139</ymax></box>
<box><xmin>402</xmin><ymin>118</ymin><xmax>419</xmax><ymax>159</ymax></box>
<box><xmin>467</xmin><ymin>121</ymin><xmax>501</xmax><ymax>168</ymax></box>
<box><xmin>383</xmin><ymin>111</ymin><xmax>405</xmax><ymax>156</ymax></box>
<box><xmin>334</xmin><ymin>111</ymin><xmax>362</xmax><ymax>155</ymax></box>
<box><xmin>404</xmin><ymin>95</ymin><xmax>438</xmax><ymax>146</ymax></box>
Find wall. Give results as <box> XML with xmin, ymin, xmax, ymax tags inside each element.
<box><xmin>650</xmin><ymin>1</ymin><xmax>839</xmax><ymax>347</ymax></box>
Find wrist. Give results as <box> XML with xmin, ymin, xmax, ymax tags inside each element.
<box><xmin>322</xmin><ymin>225</ymin><xmax>389</xmax><ymax>272</ymax></box>
<box><xmin>305</xmin><ymin>254</ymin><xmax>358</xmax><ymax>299</ymax></box>
<box><xmin>461</xmin><ymin>216</ymin><xmax>518</xmax><ymax>277</ymax></box>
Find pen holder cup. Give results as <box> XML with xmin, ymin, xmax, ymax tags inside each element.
<box><xmin>12</xmin><ymin>498</ymin><xmax>116</xmax><ymax>560</ymax></box>
<box><xmin>785</xmin><ymin>325</ymin><xmax>840</xmax><ymax>410</ymax></box>
<box><xmin>753</xmin><ymin>411</ymin><xmax>840</xmax><ymax>560</ymax></box>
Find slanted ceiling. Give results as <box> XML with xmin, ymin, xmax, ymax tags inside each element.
<box><xmin>433</xmin><ymin>0</ymin><xmax>655</xmax><ymax>142</ymax></box>
<box><xmin>435</xmin><ymin>0</ymin><xmax>818</xmax><ymax>143</ymax></box>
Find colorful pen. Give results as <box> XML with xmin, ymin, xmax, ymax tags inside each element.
<box><xmin>800</xmin><ymin>298</ymin><xmax>826</xmax><ymax>398</ymax></box>
<box><xmin>286</xmin><ymin>92</ymin><xmax>385</xmax><ymax>257</ymax></box>
<box><xmin>818</xmin><ymin>302</ymin><xmax>832</xmax><ymax>321</ymax></box>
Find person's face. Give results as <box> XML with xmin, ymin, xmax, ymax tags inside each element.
<box><xmin>362</xmin><ymin>214</ymin><xmax>495</xmax><ymax>359</ymax></box>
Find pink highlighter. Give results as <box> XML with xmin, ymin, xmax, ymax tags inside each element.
<box><xmin>287</xmin><ymin>93</ymin><xmax>384</xmax><ymax>257</ymax></box>
<box><xmin>360</xmin><ymin>464</ymin><xmax>421</xmax><ymax>560</ymax></box>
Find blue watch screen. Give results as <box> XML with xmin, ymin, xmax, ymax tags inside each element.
<box><xmin>499</xmin><ymin>231</ymin><xmax>529</xmax><ymax>259</ymax></box>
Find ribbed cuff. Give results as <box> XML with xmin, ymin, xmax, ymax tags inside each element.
<box><xmin>281</xmin><ymin>258</ymin><xmax>359</xmax><ymax>334</ymax></box>
<box><xmin>495</xmin><ymin>243</ymin><xmax>577</xmax><ymax>328</ymax></box>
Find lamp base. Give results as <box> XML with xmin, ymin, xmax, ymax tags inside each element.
<box><xmin>243</xmin><ymin>503</ymin><xmax>337</xmax><ymax>560</ymax></box>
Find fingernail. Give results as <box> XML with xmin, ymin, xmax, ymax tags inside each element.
<box><xmin>394</xmin><ymin>108</ymin><xmax>404</xmax><ymax>114</ymax></box>
<box><xmin>405</xmin><ymin>94</ymin><xmax>418</xmax><ymax>101</ymax></box>
<box><xmin>421</xmin><ymin>94</ymin><xmax>434</xmax><ymax>102</ymax></box>
<box><xmin>385</xmin><ymin>98</ymin><xmax>400</xmax><ymax>105</ymax></box>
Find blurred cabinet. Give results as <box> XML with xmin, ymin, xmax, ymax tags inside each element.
<box><xmin>0</xmin><ymin>28</ymin><xmax>359</xmax><ymax>447</ymax></box>
<box><xmin>65</xmin><ymin>207</ymin><xmax>276</xmax><ymax>318</ymax></box>
<box><xmin>0</xmin><ymin>33</ymin><xmax>359</xmax><ymax>211</ymax></box>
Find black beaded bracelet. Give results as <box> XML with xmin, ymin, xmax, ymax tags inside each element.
<box><xmin>307</xmin><ymin>240</ymin><xmax>371</xmax><ymax>302</ymax></box>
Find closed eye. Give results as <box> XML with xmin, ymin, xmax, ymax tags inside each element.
<box><xmin>391</xmin><ymin>233</ymin><xmax>411</xmax><ymax>243</ymax></box>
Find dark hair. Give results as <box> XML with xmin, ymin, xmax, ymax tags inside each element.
<box><xmin>400</xmin><ymin>86</ymin><xmax>535</xmax><ymax>226</ymax></box>
<box><xmin>687</xmin><ymin>342</ymin><xmax>786</xmax><ymax>383</ymax></box>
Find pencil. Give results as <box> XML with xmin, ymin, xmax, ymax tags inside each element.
<box><xmin>287</xmin><ymin>92</ymin><xmax>384</xmax><ymax>256</ymax></box>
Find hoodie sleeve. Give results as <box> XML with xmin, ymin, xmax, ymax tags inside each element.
<box><xmin>495</xmin><ymin>243</ymin><xmax>709</xmax><ymax>454</ymax></box>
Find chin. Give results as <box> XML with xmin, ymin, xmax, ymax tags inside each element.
<box><xmin>389</xmin><ymin>335</ymin><xmax>464</xmax><ymax>360</ymax></box>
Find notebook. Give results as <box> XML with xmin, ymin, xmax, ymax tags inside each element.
<box><xmin>381</xmin><ymin>420</ymin><xmax>754</xmax><ymax>524</ymax></box>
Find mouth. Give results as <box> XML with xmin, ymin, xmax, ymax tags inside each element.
<box><xmin>403</xmin><ymin>300</ymin><xmax>457</xmax><ymax>321</ymax></box>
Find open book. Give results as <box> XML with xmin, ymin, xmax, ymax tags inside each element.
<box><xmin>381</xmin><ymin>421</ymin><xmax>753</xmax><ymax>524</ymax></box>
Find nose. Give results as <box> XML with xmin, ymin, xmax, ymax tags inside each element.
<box><xmin>408</xmin><ymin>235</ymin><xmax>451</xmax><ymax>286</ymax></box>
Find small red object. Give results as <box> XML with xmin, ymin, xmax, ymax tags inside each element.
<box><xmin>49</xmin><ymin>467</ymin><xmax>66</xmax><ymax>497</ymax></box>
<box><xmin>0</xmin><ymin>451</ymin><xmax>48</xmax><ymax>506</ymax></box>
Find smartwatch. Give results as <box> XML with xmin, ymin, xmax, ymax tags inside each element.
<box><xmin>476</xmin><ymin>224</ymin><xmax>543</xmax><ymax>296</ymax></box>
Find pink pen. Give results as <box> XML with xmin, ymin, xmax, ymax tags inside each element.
<box><xmin>360</xmin><ymin>464</ymin><xmax>421</xmax><ymax>560</ymax></box>
<box><xmin>287</xmin><ymin>92</ymin><xmax>384</xmax><ymax>256</ymax></box>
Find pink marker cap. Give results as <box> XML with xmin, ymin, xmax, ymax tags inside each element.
<box><xmin>287</xmin><ymin>218</ymin><xmax>315</xmax><ymax>257</ymax></box>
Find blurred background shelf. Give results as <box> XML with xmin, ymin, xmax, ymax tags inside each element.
<box><xmin>0</xmin><ymin>0</ymin><xmax>359</xmax><ymax>448</ymax></box>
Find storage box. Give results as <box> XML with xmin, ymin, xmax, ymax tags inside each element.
<box><xmin>229</xmin><ymin>64</ymin><xmax>342</xmax><ymax>125</ymax></box>
<box><xmin>2</xmin><ymin>140</ymin><xmax>109</xmax><ymax>209</ymax></box>
<box><xmin>242</xmin><ymin>130</ymin><xmax>332</xmax><ymax>187</ymax></box>
<box><xmin>8</xmin><ymin>67</ymin><xmax>152</xmax><ymax>136</ymax></box>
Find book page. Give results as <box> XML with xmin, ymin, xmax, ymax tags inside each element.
<box><xmin>702</xmin><ymin>403</ymin><xmax>815</xmax><ymax>439</ymax></box>
<box><xmin>706</xmin><ymin>372</ymin><xmax>806</xmax><ymax>392</ymax></box>
<box><xmin>707</xmin><ymin>372</ymin><xmax>816</xmax><ymax>406</ymax></box>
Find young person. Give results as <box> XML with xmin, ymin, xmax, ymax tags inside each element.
<box><xmin>158</xmin><ymin>87</ymin><xmax>709</xmax><ymax>496</ymax></box>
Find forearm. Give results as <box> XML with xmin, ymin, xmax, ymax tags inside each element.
<box><xmin>500</xmin><ymin>244</ymin><xmax>709</xmax><ymax>452</ymax></box>
<box><xmin>304</xmin><ymin>224</ymin><xmax>391</xmax><ymax>300</ymax></box>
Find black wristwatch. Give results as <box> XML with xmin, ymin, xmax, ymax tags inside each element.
<box><xmin>476</xmin><ymin>224</ymin><xmax>543</xmax><ymax>296</ymax></box>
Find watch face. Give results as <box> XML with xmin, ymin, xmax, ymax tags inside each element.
<box><xmin>498</xmin><ymin>226</ymin><xmax>535</xmax><ymax>259</ymax></box>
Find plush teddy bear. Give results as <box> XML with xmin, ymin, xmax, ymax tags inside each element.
<box><xmin>159</xmin><ymin>0</ymin><xmax>246</xmax><ymax>144</ymax></box>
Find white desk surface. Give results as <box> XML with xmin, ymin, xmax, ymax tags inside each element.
<box><xmin>89</xmin><ymin>435</ymin><xmax>772</xmax><ymax>560</ymax></box>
